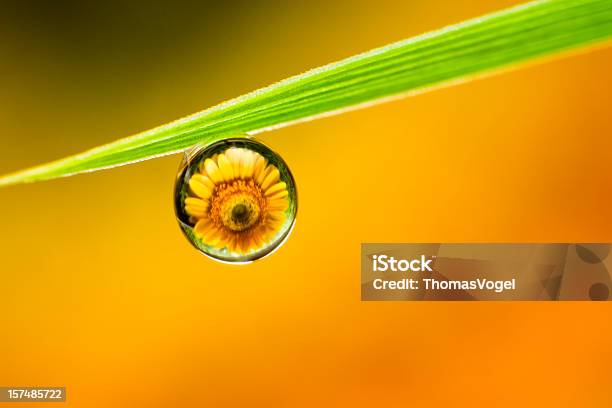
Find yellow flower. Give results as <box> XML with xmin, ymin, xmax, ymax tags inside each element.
<box><xmin>184</xmin><ymin>146</ymin><xmax>290</xmax><ymax>255</ymax></box>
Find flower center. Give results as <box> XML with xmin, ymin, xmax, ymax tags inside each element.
<box><xmin>221</xmin><ymin>194</ymin><xmax>260</xmax><ymax>231</ymax></box>
<box><xmin>232</xmin><ymin>203</ymin><xmax>249</xmax><ymax>223</ymax></box>
<box><xmin>209</xmin><ymin>179</ymin><xmax>266</xmax><ymax>232</ymax></box>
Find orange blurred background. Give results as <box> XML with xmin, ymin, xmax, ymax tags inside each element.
<box><xmin>1</xmin><ymin>0</ymin><xmax>612</xmax><ymax>406</ymax></box>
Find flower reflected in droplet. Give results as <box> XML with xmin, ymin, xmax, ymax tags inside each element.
<box><xmin>176</xmin><ymin>139</ymin><xmax>296</xmax><ymax>262</ymax></box>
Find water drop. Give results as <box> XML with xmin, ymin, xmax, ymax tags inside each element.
<box><xmin>175</xmin><ymin>138</ymin><xmax>297</xmax><ymax>263</ymax></box>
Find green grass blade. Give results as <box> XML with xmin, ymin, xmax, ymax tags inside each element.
<box><xmin>1</xmin><ymin>0</ymin><xmax>612</xmax><ymax>186</ymax></box>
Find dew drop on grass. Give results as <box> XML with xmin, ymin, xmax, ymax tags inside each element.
<box><xmin>175</xmin><ymin>138</ymin><xmax>297</xmax><ymax>263</ymax></box>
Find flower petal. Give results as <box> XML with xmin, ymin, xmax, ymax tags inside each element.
<box><xmin>252</xmin><ymin>227</ymin><xmax>267</xmax><ymax>248</ymax></box>
<box><xmin>240</xmin><ymin>150</ymin><xmax>256</xmax><ymax>179</ymax></box>
<box><xmin>194</xmin><ymin>218</ymin><xmax>212</xmax><ymax>237</ymax></box>
<box><xmin>186</xmin><ymin>205</ymin><xmax>207</xmax><ymax>218</ymax></box>
<box><xmin>260</xmin><ymin>168</ymin><xmax>280</xmax><ymax>191</ymax></box>
<box><xmin>202</xmin><ymin>174</ymin><xmax>215</xmax><ymax>189</ymax></box>
<box><xmin>267</xmin><ymin>189</ymin><xmax>289</xmax><ymax>200</ymax></box>
<box><xmin>267</xmin><ymin>198</ymin><xmax>288</xmax><ymax>211</ymax></box>
<box><xmin>189</xmin><ymin>175</ymin><xmax>213</xmax><ymax>199</ymax></box>
<box><xmin>256</xmin><ymin>165</ymin><xmax>272</xmax><ymax>185</ymax></box>
<box><xmin>185</xmin><ymin>197</ymin><xmax>208</xmax><ymax>209</ymax></box>
<box><xmin>253</xmin><ymin>155</ymin><xmax>267</xmax><ymax>180</ymax></box>
<box><xmin>227</xmin><ymin>148</ymin><xmax>244</xmax><ymax>176</ymax></box>
<box><xmin>236</xmin><ymin>236</ymin><xmax>248</xmax><ymax>253</ymax></box>
<box><xmin>268</xmin><ymin>210</ymin><xmax>286</xmax><ymax>221</ymax></box>
<box><xmin>226</xmin><ymin>235</ymin><xmax>238</xmax><ymax>253</ymax></box>
<box><xmin>204</xmin><ymin>226</ymin><xmax>223</xmax><ymax>245</ymax></box>
<box><xmin>225</xmin><ymin>147</ymin><xmax>239</xmax><ymax>161</ymax></box>
<box><xmin>212</xmin><ymin>231</ymin><xmax>229</xmax><ymax>249</ymax></box>
<box><xmin>217</xmin><ymin>154</ymin><xmax>234</xmax><ymax>181</ymax></box>
<box><xmin>265</xmin><ymin>181</ymin><xmax>286</xmax><ymax>196</ymax></box>
<box><xmin>204</xmin><ymin>159</ymin><xmax>223</xmax><ymax>184</ymax></box>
